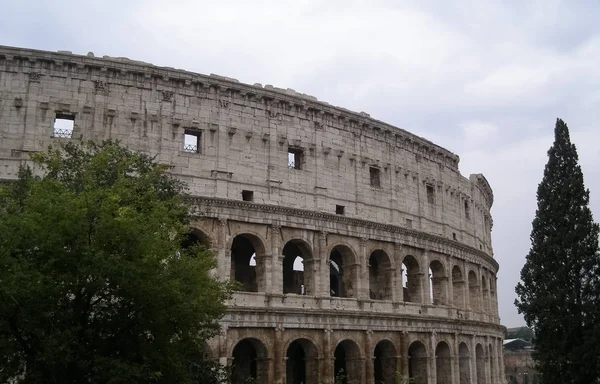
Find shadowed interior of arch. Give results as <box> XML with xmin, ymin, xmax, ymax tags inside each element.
<box><xmin>402</xmin><ymin>255</ymin><xmax>421</xmax><ymax>303</ymax></box>
<box><xmin>334</xmin><ymin>340</ymin><xmax>361</xmax><ymax>384</ymax></box>
<box><xmin>373</xmin><ymin>340</ymin><xmax>397</xmax><ymax>384</ymax></box>
<box><xmin>231</xmin><ymin>338</ymin><xmax>267</xmax><ymax>384</ymax></box>
<box><xmin>452</xmin><ymin>266</ymin><xmax>466</xmax><ymax>310</ymax></box>
<box><xmin>429</xmin><ymin>260</ymin><xmax>447</xmax><ymax>305</ymax></box>
<box><xmin>231</xmin><ymin>235</ymin><xmax>261</xmax><ymax>292</ymax></box>
<box><xmin>286</xmin><ymin>338</ymin><xmax>318</xmax><ymax>384</ymax></box>
<box><xmin>436</xmin><ymin>341</ymin><xmax>452</xmax><ymax>384</ymax></box>
<box><xmin>369</xmin><ymin>250</ymin><xmax>392</xmax><ymax>300</ymax></box>
<box><xmin>408</xmin><ymin>341</ymin><xmax>428</xmax><ymax>383</ymax></box>
<box><xmin>283</xmin><ymin>240</ymin><xmax>311</xmax><ymax>295</ymax></box>
<box><xmin>459</xmin><ymin>342</ymin><xmax>471</xmax><ymax>384</ymax></box>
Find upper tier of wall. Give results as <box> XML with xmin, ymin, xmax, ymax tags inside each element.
<box><xmin>0</xmin><ymin>45</ymin><xmax>496</xmax><ymax>261</ymax></box>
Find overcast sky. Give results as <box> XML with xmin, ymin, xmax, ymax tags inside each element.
<box><xmin>3</xmin><ymin>0</ymin><xmax>600</xmax><ymax>327</ymax></box>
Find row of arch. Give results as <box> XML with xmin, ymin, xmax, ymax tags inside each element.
<box><xmin>221</xmin><ymin>231</ymin><xmax>498</xmax><ymax>313</ymax></box>
<box><xmin>225</xmin><ymin>336</ymin><xmax>501</xmax><ymax>384</ymax></box>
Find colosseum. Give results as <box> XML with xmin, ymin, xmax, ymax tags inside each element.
<box><xmin>0</xmin><ymin>46</ymin><xmax>503</xmax><ymax>384</ymax></box>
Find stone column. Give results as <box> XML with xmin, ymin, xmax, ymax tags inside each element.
<box><xmin>323</xmin><ymin>327</ymin><xmax>333</xmax><ymax>384</ymax></box>
<box><xmin>400</xmin><ymin>331</ymin><xmax>410</xmax><ymax>379</ymax></box>
<box><xmin>217</xmin><ymin>218</ymin><xmax>230</xmax><ymax>281</ymax></box>
<box><xmin>269</xmin><ymin>224</ymin><xmax>282</xmax><ymax>294</ymax></box>
<box><xmin>274</xmin><ymin>325</ymin><xmax>285</xmax><ymax>384</ymax></box>
<box><xmin>429</xmin><ymin>332</ymin><xmax>437</xmax><ymax>384</ymax></box>
<box><xmin>452</xmin><ymin>333</ymin><xmax>460</xmax><ymax>384</ymax></box>
<box><xmin>318</xmin><ymin>231</ymin><xmax>329</xmax><ymax>298</ymax></box>
<box><xmin>422</xmin><ymin>249</ymin><xmax>431</xmax><ymax>305</ymax></box>
<box><xmin>394</xmin><ymin>243</ymin><xmax>404</xmax><ymax>302</ymax></box>
<box><xmin>365</xmin><ymin>330</ymin><xmax>374</xmax><ymax>384</ymax></box>
<box><xmin>359</xmin><ymin>238</ymin><xmax>369</xmax><ymax>300</ymax></box>
<box><xmin>470</xmin><ymin>336</ymin><xmax>477</xmax><ymax>384</ymax></box>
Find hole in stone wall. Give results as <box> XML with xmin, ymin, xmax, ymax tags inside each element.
<box><xmin>288</xmin><ymin>147</ymin><xmax>304</xmax><ymax>169</ymax></box>
<box><xmin>426</xmin><ymin>184</ymin><xmax>435</xmax><ymax>204</ymax></box>
<box><xmin>336</xmin><ymin>205</ymin><xmax>345</xmax><ymax>215</ymax></box>
<box><xmin>184</xmin><ymin>130</ymin><xmax>201</xmax><ymax>153</ymax></box>
<box><xmin>53</xmin><ymin>113</ymin><xmax>74</xmax><ymax>138</ymax></box>
<box><xmin>369</xmin><ymin>167</ymin><xmax>381</xmax><ymax>187</ymax></box>
<box><xmin>242</xmin><ymin>190</ymin><xmax>254</xmax><ymax>202</ymax></box>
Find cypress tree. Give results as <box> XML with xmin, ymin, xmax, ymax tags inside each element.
<box><xmin>515</xmin><ymin>118</ymin><xmax>600</xmax><ymax>383</ymax></box>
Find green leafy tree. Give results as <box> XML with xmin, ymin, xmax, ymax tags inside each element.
<box><xmin>0</xmin><ymin>141</ymin><xmax>232</xmax><ymax>383</ymax></box>
<box><xmin>515</xmin><ymin>119</ymin><xmax>600</xmax><ymax>383</ymax></box>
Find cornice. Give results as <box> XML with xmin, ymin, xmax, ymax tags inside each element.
<box><xmin>0</xmin><ymin>45</ymin><xmax>458</xmax><ymax>167</ymax></box>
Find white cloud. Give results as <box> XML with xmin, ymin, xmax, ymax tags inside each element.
<box><xmin>2</xmin><ymin>0</ymin><xmax>600</xmax><ymax>327</ymax></box>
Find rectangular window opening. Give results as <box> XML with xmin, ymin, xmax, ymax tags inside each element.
<box><xmin>369</xmin><ymin>167</ymin><xmax>381</xmax><ymax>188</ymax></box>
<box><xmin>242</xmin><ymin>190</ymin><xmax>254</xmax><ymax>202</ymax></box>
<box><xmin>336</xmin><ymin>205</ymin><xmax>345</xmax><ymax>215</ymax></box>
<box><xmin>426</xmin><ymin>184</ymin><xmax>435</xmax><ymax>204</ymax></box>
<box><xmin>184</xmin><ymin>130</ymin><xmax>201</xmax><ymax>153</ymax></box>
<box><xmin>53</xmin><ymin>113</ymin><xmax>74</xmax><ymax>138</ymax></box>
<box><xmin>452</xmin><ymin>232</ymin><xmax>457</xmax><ymax>240</ymax></box>
<box><xmin>288</xmin><ymin>147</ymin><xmax>304</xmax><ymax>169</ymax></box>
<box><xmin>465</xmin><ymin>200</ymin><xmax>470</xmax><ymax>220</ymax></box>
<box><xmin>406</xmin><ymin>218</ymin><xmax>413</xmax><ymax>228</ymax></box>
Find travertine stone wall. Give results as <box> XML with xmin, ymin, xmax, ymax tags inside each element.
<box><xmin>0</xmin><ymin>46</ymin><xmax>504</xmax><ymax>384</ymax></box>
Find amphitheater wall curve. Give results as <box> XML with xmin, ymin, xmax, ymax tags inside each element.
<box><xmin>0</xmin><ymin>46</ymin><xmax>504</xmax><ymax>384</ymax></box>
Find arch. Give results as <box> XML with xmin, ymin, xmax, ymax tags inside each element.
<box><xmin>458</xmin><ymin>342</ymin><xmax>471</xmax><ymax>384</ymax></box>
<box><xmin>283</xmin><ymin>239</ymin><xmax>313</xmax><ymax>295</ymax></box>
<box><xmin>330</xmin><ymin>244</ymin><xmax>358</xmax><ymax>298</ymax></box>
<box><xmin>373</xmin><ymin>339</ymin><xmax>397</xmax><ymax>384</ymax></box>
<box><xmin>452</xmin><ymin>265</ymin><xmax>466</xmax><ymax>309</ymax></box>
<box><xmin>429</xmin><ymin>259</ymin><xmax>448</xmax><ymax>305</ymax></box>
<box><xmin>369</xmin><ymin>250</ymin><xmax>393</xmax><ymax>300</ymax></box>
<box><xmin>468</xmin><ymin>270</ymin><xmax>481</xmax><ymax>312</ymax></box>
<box><xmin>481</xmin><ymin>274</ymin><xmax>490</xmax><ymax>313</ymax></box>
<box><xmin>230</xmin><ymin>234</ymin><xmax>267</xmax><ymax>292</ymax></box>
<box><xmin>408</xmin><ymin>340</ymin><xmax>428</xmax><ymax>384</ymax></box>
<box><xmin>182</xmin><ymin>228</ymin><xmax>212</xmax><ymax>249</ymax></box>
<box><xmin>402</xmin><ymin>255</ymin><xmax>422</xmax><ymax>303</ymax></box>
<box><xmin>231</xmin><ymin>338</ymin><xmax>269</xmax><ymax>384</ymax></box>
<box><xmin>475</xmin><ymin>343</ymin><xmax>485</xmax><ymax>384</ymax></box>
<box><xmin>286</xmin><ymin>338</ymin><xmax>319</xmax><ymax>384</ymax></box>
<box><xmin>435</xmin><ymin>341</ymin><xmax>451</xmax><ymax>384</ymax></box>
<box><xmin>334</xmin><ymin>339</ymin><xmax>362</xmax><ymax>384</ymax></box>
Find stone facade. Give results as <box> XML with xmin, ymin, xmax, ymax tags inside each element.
<box><xmin>0</xmin><ymin>46</ymin><xmax>504</xmax><ymax>384</ymax></box>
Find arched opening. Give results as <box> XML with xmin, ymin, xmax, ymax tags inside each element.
<box><xmin>452</xmin><ymin>266</ymin><xmax>466</xmax><ymax>309</ymax></box>
<box><xmin>231</xmin><ymin>338</ymin><xmax>268</xmax><ymax>384</ymax></box>
<box><xmin>435</xmin><ymin>341</ymin><xmax>451</xmax><ymax>384</ymax></box>
<box><xmin>481</xmin><ymin>274</ymin><xmax>490</xmax><ymax>313</ymax></box>
<box><xmin>490</xmin><ymin>277</ymin><xmax>497</xmax><ymax>315</ymax></box>
<box><xmin>459</xmin><ymin>342</ymin><xmax>471</xmax><ymax>384</ymax></box>
<box><xmin>475</xmin><ymin>344</ymin><xmax>485</xmax><ymax>384</ymax></box>
<box><xmin>429</xmin><ymin>260</ymin><xmax>447</xmax><ymax>305</ymax></box>
<box><xmin>330</xmin><ymin>245</ymin><xmax>357</xmax><ymax>298</ymax></box>
<box><xmin>286</xmin><ymin>338</ymin><xmax>319</xmax><ymax>384</ymax></box>
<box><xmin>468</xmin><ymin>270</ymin><xmax>481</xmax><ymax>312</ymax></box>
<box><xmin>334</xmin><ymin>339</ymin><xmax>362</xmax><ymax>384</ymax></box>
<box><xmin>374</xmin><ymin>340</ymin><xmax>397</xmax><ymax>384</ymax></box>
<box><xmin>230</xmin><ymin>234</ymin><xmax>266</xmax><ymax>292</ymax></box>
<box><xmin>182</xmin><ymin>228</ymin><xmax>211</xmax><ymax>249</ymax></box>
<box><xmin>369</xmin><ymin>250</ymin><xmax>393</xmax><ymax>300</ymax></box>
<box><xmin>408</xmin><ymin>341</ymin><xmax>428</xmax><ymax>384</ymax></box>
<box><xmin>283</xmin><ymin>240</ymin><xmax>313</xmax><ymax>295</ymax></box>
<box><xmin>402</xmin><ymin>255</ymin><xmax>421</xmax><ymax>303</ymax></box>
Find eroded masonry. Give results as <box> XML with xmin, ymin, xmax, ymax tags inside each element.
<box><xmin>0</xmin><ymin>46</ymin><xmax>504</xmax><ymax>384</ymax></box>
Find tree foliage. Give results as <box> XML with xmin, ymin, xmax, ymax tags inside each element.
<box><xmin>515</xmin><ymin>119</ymin><xmax>600</xmax><ymax>383</ymax></box>
<box><xmin>0</xmin><ymin>140</ymin><xmax>232</xmax><ymax>383</ymax></box>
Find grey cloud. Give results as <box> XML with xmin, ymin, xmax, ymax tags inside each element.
<box><xmin>3</xmin><ymin>0</ymin><xmax>600</xmax><ymax>327</ymax></box>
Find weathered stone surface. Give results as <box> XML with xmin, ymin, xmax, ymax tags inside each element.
<box><xmin>0</xmin><ymin>45</ymin><xmax>504</xmax><ymax>384</ymax></box>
